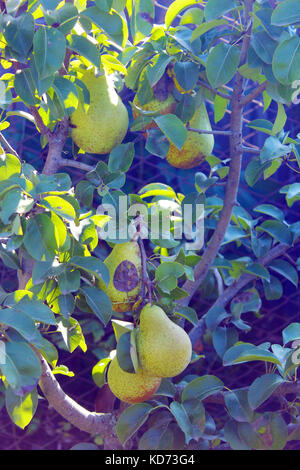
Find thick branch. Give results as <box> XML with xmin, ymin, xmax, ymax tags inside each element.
<box><xmin>42</xmin><ymin>117</ymin><xmax>69</xmax><ymax>175</ymax></box>
<box><xmin>59</xmin><ymin>158</ymin><xmax>94</xmax><ymax>172</ymax></box>
<box><xmin>38</xmin><ymin>353</ymin><xmax>122</xmax><ymax>449</ymax></box>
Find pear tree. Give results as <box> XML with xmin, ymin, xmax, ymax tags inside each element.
<box><xmin>0</xmin><ymin>0</ymin><xmax>300</xmax><ymax>451</ymax></box>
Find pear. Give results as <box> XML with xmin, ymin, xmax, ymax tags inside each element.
<box><xmin>97</xmin><ymin>242</ymin><xmax>142</xmax><ymax>313</ymax></box>
<box><xmin>132</xmin><ymin>93</ymin><xmax>176</xmax><ymax>130</ymax></box>
<box><xmin>136</xmin><ymin>304</ymin><xmax>192</xmax><ymax>378</ymax></box>
<box><xmin>166</xmin><ymin>102</ymin><xmax>214</xmax><ymax>169</ymax></box>
<box><xmin>107</xmin><ymin>356</ymin><xmax>161</xmax><ymax>404</ymax></box>
<box><xmin>71</xmin><ymin>69</ymin><xmax>129</xmax><ymax>154</ymax></box>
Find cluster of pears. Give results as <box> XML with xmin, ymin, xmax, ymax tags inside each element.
<box><xmin>107</xmin><ymin>304</ymin><xmax>192</xmax><ymax>404</ymax></box>
<box><xmin>132</xmin><ymin>79</ymin><xmax>214</xmax><ymax>169</ymax></box>
<box><xmin>71</xmin><ymin>68</ymin><xmax>129</xmax><ymax>154</ymax></box>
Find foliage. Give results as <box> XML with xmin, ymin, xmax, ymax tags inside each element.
<box><xmin>0</xmin><ymin>0</ymin><xmax>300</xmax><ymax>450</ymax></box>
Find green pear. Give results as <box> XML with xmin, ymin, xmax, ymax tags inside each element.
<box><xmin>136</xmin><ymin>304</ymin><xmax>192</xmax><ymax>378</ymax></box>
<box><xmin>71</xmin><ymin>69</ymin><xmax>129</xmax><ymax>154</ymax></box>
<box><xmin>107</xmin><ymin>356</ymin><xmax>161</xmax><ymax>404</ymax></box>
<box><xmin>166</xmin><ymin>102</ymin><xmax>214</xmax><ymax>169</ymax></box>
<box><xmin>97</xmin><ymin>242</ymin><xmax>142</xmax><ymax>313</ymax></box>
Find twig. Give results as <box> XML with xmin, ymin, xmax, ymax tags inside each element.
<box><xmin>210</xmin><ymin>239</ymin><xmax>300</xmax><ymax>311</ymax></box>
<box><xmin>0</xmin><ymin>132</ymin><xmax>21</xmax><ymax>160</ymax></box>
<box><xmin>59</xmin><ymin>158</ymin><xmax>94</xmax><ymax>172</ymax></box>
<box><xmin>187</xmin><ymin>127</ymin><xmax>233</xmax><ymax>136</ymax></box>
<box><xmin>240</xmin><ymin>145</ymin><xmax>261</xmax><ymax>154</ymax></box>
<box><xmin>240</xmin><ymin>82</ymin><xmax>267</xmax><ymax>107</ymax></box>
<box><xmin>198</xmin><ymin>79</ymin><xmax>232</xmax><ymax>101</ymax></box>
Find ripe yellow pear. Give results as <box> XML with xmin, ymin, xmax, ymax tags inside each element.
<box><xmin>132</xmin><ymin>93</ymin><xmax>176</xmax><ymax>130</ymax></box>
<box><xmin>136</xmin><ymin>304</ymin><xmax>192</xmax><ymax>378</ymax></box>
<box><xmin>166</xmin><ymin>102</ymin><xmax>214</xmax><ymax>169</ymax></box>
<box><xmin>97</xmin><ymin>242</ymin><xmax>141</xmax><ymax>313</ymax></box>
<box><xmin>71</xmin><ymin>69</ymin><xmax>129</xmax><ymax>154</ymax></box>
<box><xmin>107</xmin><ymin>356</ymin><xmax>161</xmax><ymax>404</ymax></box>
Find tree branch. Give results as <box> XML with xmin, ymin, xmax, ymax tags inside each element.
<box><xmin>198</xmin><ymin>79</ymin><xmax>232</xmax><ymax>101</ymax></box>
<box><xmin>38</xmin><ymin>352</ymin><xmax>122</xmax><ymax>449</ymax></box>
<box><xmin>59</xmin><ymin>158</ymin><xmax>94</xmax><ymax>172</ymax></box>
<box><xmin>240</xmin><ymin>82</ymin><xmax>267</xmax><ymax>107</ymax></box>
<box><xmin>179</xmin><ymin>0</ymin><xmax>255</xmax><ymax>307</ymax></box>
<box><xmin>187</xmin><ymin>127</ymin><xmax>233</xmax><ymax>136</ymax></box>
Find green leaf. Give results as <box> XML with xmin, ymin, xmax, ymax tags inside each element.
<box><xmin>58</xmin><ymin>294</ymin><xmax>75</xmax><ymax>318</ymax></box>
<box><xmin>14</xmin><ymin>69</ymin><xmax>38</xmax><ymax>106</ymax></box>
<box><xmin>69</xmin><ymin>256</ymin><xmax>109</xmax><ymax>285</ymax></box>
<box><xmin>56</xmin><ymin>316</ymin><xmax>87</xmax><ymax>353</ymax></box>
<box><xmin>224</xmin><ymin>389</ymin><xmax>254</xmax><ymax>423</ymax></box>
<box><xmin>24</xmin><ymin>213</ymin><xmax>57</xmax><ymax>261</ymax></box>
<box><xmin>81</xmin><ymin>7</ymin><xmax>127</xmax><ymax>48</ymax></box>
<box><xmin>262</xmin><ymin>275</ymin><xmax>283</xmax><ymax>301</ymax></box>
<box><xmin>173</xmin><ymin>61</ymin><xmax>199</xmax><ymax>91</ymax></box>
<box><xmin>75</xmin><ymin>180</ymin><xmax>95</xmax><ymax>208</ymax></box>
<box><xmin>116</xmin><ymin>403</ymin><xmax>153</xmax><ymax>446</ymax></box>
<box><xmin>116</xmin><ymin>331</ymin><xmax>135</xmax><ymax>373</ymax></box>
<box><xmin>204</xmin><ymin>0</ymin><xmax>236</xmax><ymax>21</ymax></box>
<box><xmin>147</xmin><ymin>54</ymin><xmax>173</xmax><ymax>87</ymax></box>
<box><xmin>39</xmin><ymin>195</ymin><xmax>76</xmax><ymax>221</ymax></box>
<box><xmin>223</xmin><ymin>343</ymin><xmax>281</xmax><ymax>366</ymax></box>
<box><xmin>206</xmin><ymin>43</ymin><xmax>240</xmax><ymax>88</ymax></box>
<box><xmin>130</xmin><ymin>0</ymin><xmax>155</xmax><ymax>44</ymax></box>
<box><xmin>51</xmin><ymin>76</ymin><xmax>79</xmax><ymax>117</ymax></box>
<box><xmin>68</xmin><ymin>35</ymin><xmax>101</xmax><ymax>67</ymax></box>
<box><xmin>0</xmin><ymin>243</ymin><xmax>20</xmax><ymax>270</ymax></box>
<box><xmin>40</xmin><ymin>0</ymin><xmax>60</xmax><ymax>8</ymax></box>
<box><xmin>0</xmin><ymin>307</ymin><xmax>44</xmax><ymax>347</ymax></box>
<box><xmin>6</xmin><ymin>387</ymin><xmax>38</xmax><ymax>429</ymax></box>
<box><xmin>43</xmin><ymin>3</ymin><xmax>78</xmax><ymax>35</ymax></box>
<box><xmin>272</xmin><ymin>37</ymin><xmax>300</xmax><ymax>85</ymax></box>
<box><xmin>271</xmin><ymin>0</ymin><xmax>300</xmax><ymax>26</ymax></box>
<box><xmin>108</xmin><ymin>143</ymin><xmax>134</xmax><ymax>173</ymax></box>
<box><xmin>154</xmin><ymin>114</ymin><xmax>187</xmax><ymax>151</ymax></box>
<box><xmin>5</xmin><ymin>297</ymin><xmax>56</xmax><ymax>325</ymax></box>
<box><xmin>251</xmin><ymin>31</ymin><xmax>277</xmax><ymax>65</ymax></box>
<box><xmin>253</xmin><ymin>204</ymin><xmax>284</xmax><ymax>221</ymax></box>
<box><xmin>169</xmin><ymin>401</ymin><xmax>194</xmax><ymax>444</ymax></box>
<box><xmin>181</xmin><ymin>375</ymin><xmax>224</xmax><ymax>402</ymax></box>
<box><xmin>191</xmin><ymin>18</ymin><xmax>227</xmax><ymax>42</ymax></box>
<box><xmin>155</xmin><ymin>262</ymin><xmax>185</xmax><ymax>281</ymax></box>
<box><xmin>174</xmin><ymin>306</ymin><xmax>198</xmax><ymax>326</ymax></box>
<box><xmin>92</xmin><ymin>357</ymin><xmax>111</xmax><ymax>388</ymax></box>
<box><xmin>268</xmin><ymin>259</ymin><xmax>298</xmax><ymax>287</ymax></box>
<box><xmin>33</xmin><ymin>27</ymin><xmax>66</xmax><ymax>80</ymax></box>
<box><xmin>57</xmin><ymin>266</ymin><xmax>80</xmax><ymax>294</ymax></box>
<box><xmin>244</xmin><ymin>263</ymin><xmax>270</xmax><ymax>282</ymax></box>
<box><xmin>282</xmin><ymin>322</ymin><xmax>300</xmax><ymax>345</ymax></box>
<box><xmin>212</xmin><ymin>327</ymin><xmax>239</xmax><ymax>358</ymax></box>
<box><xmin>80</xmin><ymin>286</ymin><xmax>112</xmax><ymax>326</ymax></box>
<box><xmin>3</xmin><ymin>13</ymin><xmax>34</xmax><ymax>60</ymax></box>
<box><xmin>248</xmin><ymin>374</ymin><xmax>284</xmax><ymax>410</ymax></box>
<box><xmin>256</xmin><ymin>220</ymin><xmax>292</xmax><ymax>245</ymax></box>
<box><xmin>0</xmin><ymin>341</ymin><xmax>41</xmax><ymax>395</ymax></box>
<box><xmin>165</xmin><ymin>0</ymin><xmax>200</xmax><ymax>29</ymax></box>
